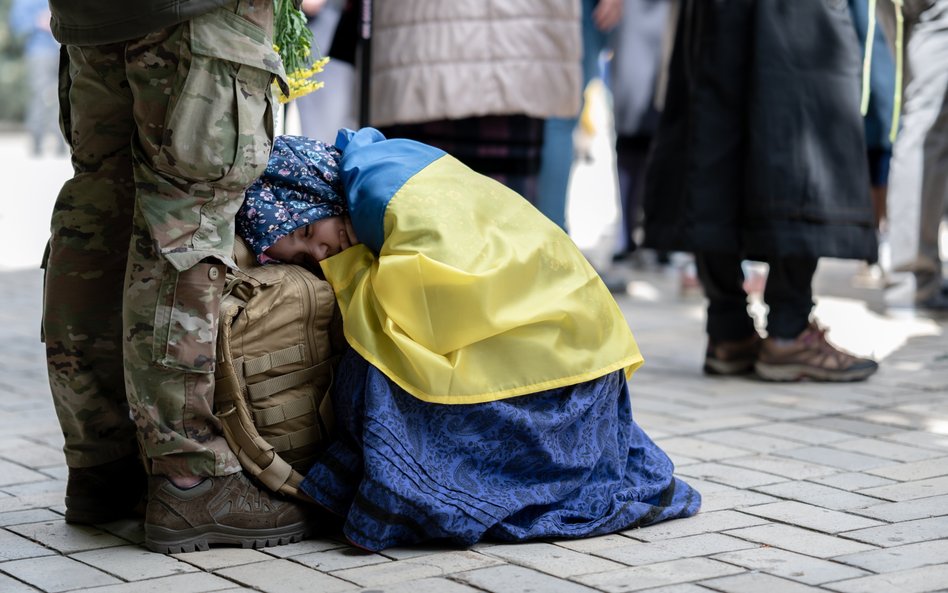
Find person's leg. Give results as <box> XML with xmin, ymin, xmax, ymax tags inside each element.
<box><xmin>43</xmin><ymin>40</ymin><xmax>145</xmax><ymax>525</ymax></box>
<box><xmin>535</xmin><ymin>117</ymin><xmax>575</xmax><ymax>230</ymax></box>
<box><xmin>760</xmin><ymin>256</ymin><xmax>815</xmax><ymax>340</ymax></box>
<box><xmin>614</xmin><ymin>135</ymin><xmax>651</xmax><ymax>256</ymax></box>
<box><xmin>886</xmin><ymin>4</ymin><xmax>948</xmax><ymax>307</ymax></box>
<box><xmin>695</xmin><ymin>252</ymin><xmax>761</xmax><ymax>375</ymax></box>
<box><xmin>121</xmin><ymin>0</ymin><xmax>310</xmax><ymax>550</ymax></box>
<box><xmin>757</xmin><ymin>256</ymin><xmax>878</xmax><ymax>381</ymax></box>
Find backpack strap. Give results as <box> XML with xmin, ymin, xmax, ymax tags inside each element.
<box><xmin>246</xmin><ymin>357</ymin><xmax>338</xmax><ymax>401</ymax></box>
<box><xmin>243</xmin><ymin>344</ymin><xmax>306</xmax><ymax>376</ymax></box>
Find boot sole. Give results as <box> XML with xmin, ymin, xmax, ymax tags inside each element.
<box><xmin>755</xmin><ymin>362</ymin><xmax>878</xmax><ymax>382</ymax></box>
<box><xmin>144</xmin><ymin>522</ymin><xmax>308</xmax><ymax>554</ymax></box>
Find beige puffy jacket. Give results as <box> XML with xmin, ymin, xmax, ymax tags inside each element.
<box><xmin>369</xmin><ymin>0</ymin><xmax>582</xmax><ymax>128</ymax></box>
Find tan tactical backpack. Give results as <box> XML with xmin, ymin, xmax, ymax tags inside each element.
<box><xmin>214</xmin><ymin>238</ymin><xmax>343</xmax><ymax>501</ymax></box>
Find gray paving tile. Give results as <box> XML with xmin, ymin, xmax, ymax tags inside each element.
<box><xmin>590</xmin><ymin>533</ymin><xmax>756</xmax><ymax>566</ymax></box>
<box><xmin>71</xmin><ymin>545</ymin><xmax>198</xmax><ymax>580</ymax></box>
<box><xmin>551</xmin><ymin>534</ymin><xmax>641</xmax><ymax>553</ymax></box>
<box><xmin>842</xmin><ymin>516</ymin><xmax>948</xmax><ymax>547</ymax></box>
<box><xmin>865</xmin><ymin>457</ymin><xmax>948</xmax><ymax>482</ymax></box>
<box><xmin>625</xmin><ymin>511</ymin><xmax>768</xmax><ymax>542</ymax></box>
<box><xmin>65</xmin><ymin>572</ymin><xmax>242</xmax><ymax>593</ymax></box>
<box><xmin>7</xmin><ymin>520</ymin><xmax>127</xmax><ymax>553</ymax></box>
<box><xmin>0</xmin><ymin>572</ymin><xmax>42</xmax><ymax>592</ymax></box>
<box><xmin>884</xmin><ymin>431</ymin><xmax>948</xmax><ymax>452</ymax></box>
<box><xmin>711</xmin><ymin>547</ymin><xmax>868</xmax><ymax>585</ymax></box>
<box><xmin>0</xmin><ymin>528</ymin><xmax>56</xmax><ymax>561</ymax></box>
<box><xmin>392</xmin><ymin>550</ymin><xmax>503</xmax><ymax>574</ymax></box>
<box><xmin>382</xmin><ymin>544</ymin><xmax>480</xmax><ymax>561</ymax></box>
<box><xmin>810</xmin><ymin>471</ymin><xmax>897</xmax><ymax>491</ymax></box>
<box><xmin>481</xmin><ymin>542</ymin><xmax>624</xmax><ymax>577</ymax></box>
<box><xmin>662</xmin><ymin>416</ymin><xmax>766</xmax><ymax>436</ymax></box>
<box><xmin>216</xmin><ymin>558</ymin><xmax>355</xmax><ymax>592</ymax></box>
<box><xmin>858</xmin><ymin>475</ymin><xmax>948</xmax><ymax>501</ymax></box>
<box><xmin>573</xmin><ymin>557</ymin><xmax>744</xmax><ymax>593</ymax></box>
<box><xmin>625</xmin><ymin>586</ymin><xmax>716</xmax><ymax>593</ymax></box>
<box><xmin>1</xmin><ymin>480</ymin><xmax>65</xmax><ymax>499</ymax></box>
<box><xmin>748</xmin><ymin>423</ymin><xmax>853</xmax><ymax>445</ymax></box>
<box><xmin>654</xmin><ymin>437</ymin><xmax>751</xmax><ymax>461</ymax></box>
<box><xmin>831</xmin><ymin>438</ymin><xmax>945</xmax><ymax>463</ymax></box>
<box><xmin>725</xmin><ymin>523</ymin><xmax>876</xmax><ymax>557</ymax></box>
<box><xmin>852</xmin><ymin>493</ymin><xmax>948</xmax><ymax>521</ymax></box>
<box><xmin>173</xmin><ymin>548</ymin><xmax>274</xmax><ymax>571</ymax></box>
<box><xmin>352</xmin><ymin>577</ymin><xmax>485</xmax><ymax>593</ymax></box>
<box><xmin>0</xmin><ymin>460</ymin><xmax>47</xmax><ymax>488</ymax></box>
<box><xmin>329</xmin><ymin>551</ymin><xmax>500</xmax><ymax>588</ymax></box>
<box><xmin>454</xmin><ymin>564</ymin><xmax>600</xmax><ymax>593</ymax></box>
<box><xmin>0</xmin><ymin>555</ymin><xmax>121</xmax><ymax>592</ymax></box>
<box><xmin>697</xmin><ymin>488</ymin><xmax>779</xmax><ymax>512</ymax></box>
<box><xmin>833</xmin><ymin>540</ymin><xmax>948</xmax><ymax>573</ymax></box>
<box><xmin>677</xmin><ymin>463</ymin><xmax>785</xmax><ymax>488</ymax></box>
<box><xmin>697</xmin><ymin>430</ymin><xmax>807</xmax><ymax>454</ymax></box>
<box><xmin>0</xmin><ymin>443</ymin><xmax>63</xmax><ymax>469</ymax></box>
<box><xmin>293</xmin><ymin>547</ymin><xmax>391</xmax><ymax>572</ymax></box>
<box><xmin>803</xmin><ymin>417</ymin><xmax>905</xmax><ymax>438</ymax></box>
<box><xmin>0</xmin><ymin>492</ymin><xmax>63</xmax><ymax>515</ymax></box>
<box><xmin>259</xmin><ymin>538</ymin><xmax>349</xmax><ymax>558</ymax></box>
<box><xmin>702</xmin><ymin>572</ymin><xmax>829</xmax><ymax>593</ymax></box>
<box><xmin>739</xmin><ymin>501</ymin><xmax>883</xmax><ymax>534</ymax></box>
<box><xmin>0</xmin><ymin>509</ymin><xmax>61</xmax><ymax>527</ymax></box>
<box><xmin>753</xmin><ymin>481</ymin><xmax>885</xmax><ymax>511</ymax></box>
<box><xmin>724</xmin><ymin>454</ymin><xmax>840</xmax><ymax>480</ymax></box>
<box><xmin>776</xmin><ymin>447</ymin><xmax>893</xmax><ymax>472</ymax></box>
<box><xmin>825</xmin><ymin>564</ymin><xmax>948</xmax><ymax>593</ymax></box>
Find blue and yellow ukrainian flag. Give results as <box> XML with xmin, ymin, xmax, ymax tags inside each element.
<box><xmin>320</xmin><ymin>128</ymin><xmax>642</xmax><ymax>404</ymax></box>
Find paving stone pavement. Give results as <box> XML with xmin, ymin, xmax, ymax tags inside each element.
<box><xmin>2</xmin><ymin>133</ymin><xmax>948</xmax><ymax>592</ymax></box>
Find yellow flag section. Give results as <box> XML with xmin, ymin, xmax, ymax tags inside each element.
<box><xmin>321</xmin><ymin>129</ymin><xmax>642</xmax><ymax>404</ymax></box>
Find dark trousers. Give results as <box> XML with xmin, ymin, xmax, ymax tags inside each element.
<box><xmin>696</xmin><ymin>253</ymin><xmax>817</xmax><ymax>342</ymax></box>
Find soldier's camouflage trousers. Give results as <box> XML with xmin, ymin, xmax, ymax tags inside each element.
<box><xmin>42</xmin><ymin>0</ymin><xmax>282</xmax><ymax>478</ymax></box>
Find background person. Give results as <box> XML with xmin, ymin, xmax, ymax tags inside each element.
<box><xmin>642</xmin><ymin>0</ymin><xmax>880</xmax><ymax>382</ymax></box>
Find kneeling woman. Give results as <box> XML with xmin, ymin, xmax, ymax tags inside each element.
<box><xmin>237</xmin><ymin>129</ymin><xmax>700</xmax><ymax>551</ymax></box>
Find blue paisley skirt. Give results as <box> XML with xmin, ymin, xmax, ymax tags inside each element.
<box><xmin>301</xmin><ymin>349</ymin><xmax>700</xmax><ymax>551</ymax></box>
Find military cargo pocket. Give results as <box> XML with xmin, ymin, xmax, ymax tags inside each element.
<box><xmin>153</xmin><ymin>262</ymin><xmax>227</xmax><ymax>373</ymax></box>
<box><xmin>154</xmin><ymin>7</ymin><xmax>286</xmax><ymax>192</ymax></box>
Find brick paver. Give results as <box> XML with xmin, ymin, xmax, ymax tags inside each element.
<box><xmin>1</xmin><ymin>133</ymin><xmax>947</xmax><ymax>592</ymax></box>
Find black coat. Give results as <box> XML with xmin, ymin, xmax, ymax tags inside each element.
<box><xmin>643</xmin><ymin>0</ymin><xmax>878</xmax><ymax>262</ymax></box>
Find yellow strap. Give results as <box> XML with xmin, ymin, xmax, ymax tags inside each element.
<box><xmin>243</xmin><ymin>344</ymin><xmax>305</xmax><ymax>377</ymax></box>
<box><xmin>891</xmin><ymin>0</ymin><xmax>904</xmax><ymax>142</ymax></box>
<box><xmin>254</xmin><ymin>396</ymin><xmax>316</xmax><ymax>427</ymax></box>
<box><xmin>860</xmin><ymin>0</ymin><xmax>878</xmax><ymax>115</ymax></box>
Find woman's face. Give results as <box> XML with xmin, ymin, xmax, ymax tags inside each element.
<box><xmin>265</xmin><ymin>215</ymin><xmax>359</xmax><ymax>269</ymax></box>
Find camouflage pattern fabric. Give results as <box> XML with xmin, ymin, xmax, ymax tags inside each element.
<box><xmin>42</xmin><ymin>0</ymin><xmax>284</xmax><ymax>478</ymax></box>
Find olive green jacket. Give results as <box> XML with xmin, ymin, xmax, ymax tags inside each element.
<box><xmin>49</xmin><ymin>0</ymin><xmax>229</xmax><ymax>45</ymax></box>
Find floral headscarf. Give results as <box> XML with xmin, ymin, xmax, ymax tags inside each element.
<box><xmin>238</xmin><ymin>135</ymin><xmax>347</xmax><ymax>263</ymax></box>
